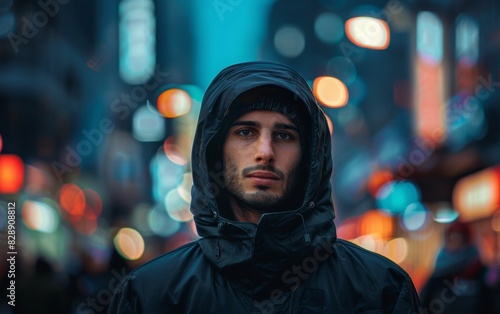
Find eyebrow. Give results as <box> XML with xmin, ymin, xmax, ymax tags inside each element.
<box><xmin>231</xmin><ymin>120</ymin><xmax>299</xmax><ymax>133</ymax></box>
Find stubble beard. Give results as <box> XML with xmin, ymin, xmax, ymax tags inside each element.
<box><xmin>223</xmin><ymin>161</ymin><xmax>302</xmax><ymax>213</ymax></box>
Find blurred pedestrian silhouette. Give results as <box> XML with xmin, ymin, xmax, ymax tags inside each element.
<box><xmin>420</xmin><ymin>220</ymin><xmax>494</xmax><ymax>313</ymax></box>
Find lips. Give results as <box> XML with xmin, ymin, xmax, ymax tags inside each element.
<box><xmin>246</xmin><ymin>171</ymin><xmax>280</xmax><ymax>186</ymax></box>
<box><xmin>247</xmin><ymin>171</ymin><xmax>279</xmax><ymax>180</ymax></box>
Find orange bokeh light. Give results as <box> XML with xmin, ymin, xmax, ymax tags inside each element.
<box><xmin>359</xmin><ymin>209</ymin><xmax>393</xmax><ymax>239</ymax></box>
<box><xmin>453</xmin><ymin>166</ymin><xmax>500</xmax><ymax>222</ymax></box>
<box><xmin>0</xmin><ymin>154</ymin><xmax>24</xmax><ymax>194</ymax></box>
<box><xmin>114</xmin><ymin>228</ymin><xmax>145</xmax><ymax>260</ymax></box>
<box><xmin>415</xmin><ymin>57</ymin><xmax>446</xmax><ymax>144</ymax></box>
<box><xmin>157</xmin><ymin>88</ymin><xmax>192</xmax><ymax>118</ymax></box>
<box><xmin>59</xmin><ymin>183</ymin><xmax>86</xmax><ymax>217</ymax></box>
<box><xmin>313</xmin><ymin>76</ymin><xmax>348</xmax><ymax>108</ymax></box>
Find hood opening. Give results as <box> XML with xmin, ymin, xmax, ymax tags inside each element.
<box><xmin>206</xmin><ymin>84</ymin><xmax>312</xmax><ymax>221</ymax></box>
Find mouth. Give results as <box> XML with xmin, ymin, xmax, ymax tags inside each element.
<box><xmin>247</xmin><ymin>171</ymin><xmax>279</xmax><ymax>179</ymax></box>
<box><xmin>246</xmin><ymin>171</ymin><xmax>280</xmax><ymax>185</ymax></box>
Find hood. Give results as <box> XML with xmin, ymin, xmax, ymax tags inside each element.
<box><xmin>190</xmin><ymin>61</ymin><xmax>336</xmax><ymax>297</ymax></box>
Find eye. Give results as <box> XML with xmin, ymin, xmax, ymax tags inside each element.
<box><xmin>236</xmin><ymin>129</ymin><xmax>254</xmax><ymax>137</ymax></box>
<box><xmin>276</xmin><ymin>132</ymin><xmax>293</xmax><ymax>140</ymax></box>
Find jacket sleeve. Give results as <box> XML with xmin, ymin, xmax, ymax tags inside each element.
<box><xmin>107</xmin><ymin>275</ymin><xmax>142</xmax><ymax>314</ymax></box>
<box><xmin>391</xmin><ymin>279</ymin><xmax>423</xmax><ymax>314</ymax></box>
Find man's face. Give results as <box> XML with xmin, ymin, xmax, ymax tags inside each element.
<box><xmin>223</xmin><ymin>110</ymin><xmax>302</xmax><ymax>211</ymax></box>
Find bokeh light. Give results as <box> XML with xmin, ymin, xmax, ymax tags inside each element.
<box><xmin>345</xmin><ymin>16</ymin><xmax>390</xmax><ymax>50</ymax></box>
<box><xmin>133</xmin><ymin>105</ymin><xmax>166</xmax><ymax>142</ymax></box>
<box><xmin>177</xmin><ymin>172</ymin><xmax>192</xmax><ymax>203</ymax></box>
<box><xmin>150</xmin><ymin>151</ymin><xmax>185</xmax><ymax>204</ymax></box>
<box><xmin>114</xmin><ymin>227</ymin><xmax>145</xmax><ymax>260</ymax></box>
<box><xmin>313</xmin><ymin>76</ymin><xmax>348</xmax><ymax>108</ymax></box>
<box><xmin>0</xmin><ymin>154</ymin><xmax>24</xmax><ymax>194</ymax></box>
<box><xmin>401</xmin><ymin>202</ymin><xmax>428</xmax><ymax>231</ymax></box>
<box><xmin>157</xmin><ymin>88</ymin><xmax>192</xmax><ymax>118</ymax></box>
<box><xmin>274</xmin><ymin>25</ymin><xmax>305</xmax><ymax>58</ymax></box>
<box><xmin>353</xmin><ymin>234</ymin><xmax>384</xmax><ymax>253</ymax></box>
<box><xmin>453</xmin><ymin>166</ymin><xmax>500</xmax><ymax>222</ymax></box>
<box><xmin>433</xmin><ymin>204</ymin><xmax>459</xmax><ymax>223</ymax></box>
<box><xmin>58</xmin><ymin>186</ymin><xmax>102</xmax><ymax>235</ymax></box>
<box><xmin>163</xmin><ymin>136</ymin><xmax>188</xmax><ymax>166</ymax></box>
<box><xmin>359</xmin><ymin>209</ymin><xmax>393</xmax><ymax>238</ymax></box>
<box><xmin>384</xmin><ymin>238</ymin><xmax>408</xmax><ymax>264</ymax></box>
<box><xmin>455</xmin><ymin>14</ymin><xmax>479</xmax><ymax>65</ymax></box>
<box><xmin>59</xmin><ymin>183</ymin><xmax>86</xmax><ymax>217</ymax></box>
<box><xmin>148</xmin><ymin>207</ymin><xmax>180</xmax><ymax>237</ymax></box>
<box><xmin>164</xmin><ymin>189</ymin><xmax>192</xmax><ymax>222</ymax></box>
<box><xmin>314</xmin><ymin>12</ymin><xmax>344</xmax><ymax>44</ymax></box>
<box><xmin>376</xmin><ymin>180</ymin><xmax>421</xmax><ymax>215</ymax></box>
<box><xmin>22</xmin><ymin>199</ymin><xmax>60</xmax><ymax>233</ymax></box>
<box><xmin>417</xmin><ymin>11</ymin><xmax>443</xmax><ymax>63</ymax></box>
<box><xmin>119</xmin><ymin>0</ymin><xmax>156</xmax><ymax>84</ymax></box>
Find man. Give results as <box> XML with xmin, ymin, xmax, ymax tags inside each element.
<box><xmin>108</xmin><ymin>61</ymin><xmax>422</xmax><ymax>313</ymax></box>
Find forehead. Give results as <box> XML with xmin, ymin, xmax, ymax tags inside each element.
<box><xmin>232</xmin><ymin>110</ymin><xmax>295</xmax><ymax>126</ymax></box>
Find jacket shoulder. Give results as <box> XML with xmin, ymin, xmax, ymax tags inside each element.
<box><xmin>130</xmin><ymin>240</ymin><xmax>204</xmax><ymax>281</ymax></box>
<box><xmin>108</xmin><ymin>240</ymin><xmax>207</xmax><ymax>313</ymax></box>
<box><xmin>329</xmin><ymin>238</ymin><xmax>422</xmax><ymax>312</ymax></box>
<box><xmin>334</xmin><ymin>238</ymin><xmax>414</xmax><ymax>281</ymax></box>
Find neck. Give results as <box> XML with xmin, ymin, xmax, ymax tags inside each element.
<box><xmin>229</xmin><ymin>198</ymin><xmax>262</xmax><ymax>224</ymax></box>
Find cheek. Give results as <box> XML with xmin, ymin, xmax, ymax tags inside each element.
<box><xmin>223</xmin><ymin>144</ymin><xmax>243</xmax><ymax>168</ymax></box>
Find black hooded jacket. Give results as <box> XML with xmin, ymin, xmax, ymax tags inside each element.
<box><xmin>108</xmin><ymin>61</ymin><xmax>422</xmax><ymax>313</ymax></box>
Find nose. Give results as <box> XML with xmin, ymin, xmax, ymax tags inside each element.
<box><xmin>254</xmin><ymin>134</ymin><xmax>274</xmax><ymax>164</ymax></box>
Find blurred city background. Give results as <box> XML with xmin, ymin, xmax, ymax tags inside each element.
<box><xmin>1</xmin><ymin>0</ymin><xmax>500</xmax><ymax>312</ymax></box>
